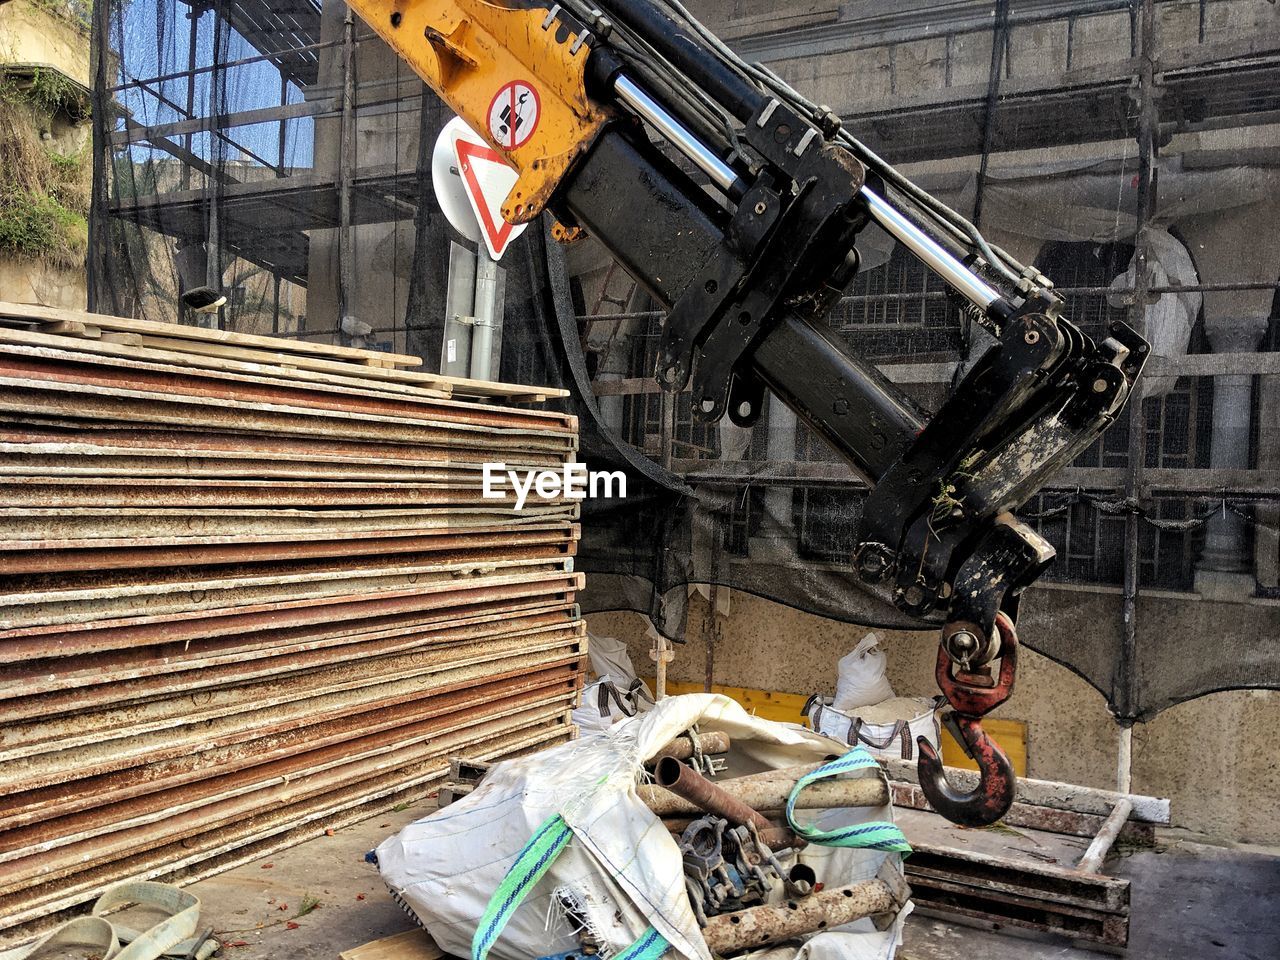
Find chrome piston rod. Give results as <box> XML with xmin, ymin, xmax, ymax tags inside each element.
<box><xmin>859</xmin><ymin>185</ymin><xmax>1001</xmax><ymax>312</ymax></box>
<box><xmin>611</xmin><ymin>73</ymin><xmax>745</xmax><ymax>197</ymax></box>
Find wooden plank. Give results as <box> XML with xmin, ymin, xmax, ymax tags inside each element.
<box><xmin>908</xmin><ymin>883</ymin><xmax>1129</xmax><ymax>947</ymax></box>
<box><xmin>340</xmin><ymin>928</ymin><xmax>450</xmax><ymax>960</ymax></box>
<box><xmin>97</xmin><ymin>332</ymin><xmax>462</xmax><ymax>391</ymax></box>
<box><xmin>0</xmin><ymin>300</ymin><xmax>423</xmax><ymax>368</ymax></box>
<box><xmin>906</xmin><ymin>871</ymin><xmax>1126</xmax><ymax>927</ymax></box>
<box><xmin>890</xmin><ymin>781</ymin><xmax>1154</xmax><ymax>845</ymax></box>
<box><xmin>0</xmin><ymin>303</ymin><xmax>566</xmax><ymax>402</ymax></box>
<box><xmin>94</xmin><ymin>331</ymin><xmax>558</xmax><ymax>402</ymax></box>
<box><xmin>897</xmin><ymin>809</ymin><xmax>1129</xmax><ymax>913</ymax></box>
<box><xmin>42</xmin><ymin>320</ymin><xmax>101</xmax><ymax>339</ymax></box>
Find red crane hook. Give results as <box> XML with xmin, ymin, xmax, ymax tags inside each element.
<box><xmin>917</xmin><ymin>612</ymin><xmax>1019</xmax><ymax>827</ymax></box>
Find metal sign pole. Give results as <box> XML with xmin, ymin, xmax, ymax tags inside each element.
<box><xmin>469</xmin><ymin>246</ymin><xmax>506</xmax><ymax>382</ymax></box>
<box><xmin>433</xmin><ymin>117</ymin><xmax>516</xmax><ymax>383</ymax></box>
<box><xmin>441</xmin><ymin>241</ymin><xmax>477</xmax><ymax>377</ymax></box>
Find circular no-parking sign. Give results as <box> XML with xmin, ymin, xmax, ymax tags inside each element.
<box><xmin>487</xmin><ymin>80</ymin><xmax>541</xmax><ymax>151</ymax></box>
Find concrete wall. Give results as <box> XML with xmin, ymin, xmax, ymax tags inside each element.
<box><xmin>588</xmin><ymin>587</ymin><xmax>1280</xmax><ymax>845</ymax></box>
<box><xmin>0</xmin><ymin>0</ymin><xmax>91</xmax><ymax>309</ymax></box>
<box><xmin>0</xmin><ymin>0</ymin><xmax>89</xmax><ymax>87</ymax></box>
<box><xmin>0</xmin><ymin>258</ymin><xmax>84</xmax><ymax>308</ymax></box>
<box><xmin>686</xmin><ymin>0</ymin><xmax>1279</xmax><ymax>116</ymax></box>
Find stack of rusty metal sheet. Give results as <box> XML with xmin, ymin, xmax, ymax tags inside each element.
<box><xmin>0</xmin><ymin>303</ymin><xmax>586</xmax><ymax>937</ymax></box>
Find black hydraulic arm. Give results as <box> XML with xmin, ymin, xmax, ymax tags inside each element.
<box><xmin>550</xmin><ymin>0</ymin><xmax>1149</xmax><ymax>825</ymax></box>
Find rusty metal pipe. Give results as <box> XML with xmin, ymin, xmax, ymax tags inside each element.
<box><xmin>653</xmin><ymin>757</ymin><xmax>801</xmax><ymax>850</ymax></box>
<box><xmin>786</xmin><ymin>863</ymin><xmax>817</xmax><ymax>897</ymax></box>
<box><xmin>655</xmin><ymin>756</ymin><xmax>771</xmax><ymax>830</ymax></box>
<box><xmin>650</xmin><ymin>730</ymin><xmax>730</xmax><ymax>762</ymax></box>
<box><xmin>641</xmin><ymin>774</ymin><xmax>888</xmax><ymax>817</ymax></box>
<box><xmin>701</xmin><ymin>877</ymin><xmax>900</xmax><ymax>954</ymax></box>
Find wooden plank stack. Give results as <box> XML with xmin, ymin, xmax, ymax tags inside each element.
<box><xmin>0</xmin><ymin>303</ymin><xmax>586</xmax><ymax>939</ymax></box>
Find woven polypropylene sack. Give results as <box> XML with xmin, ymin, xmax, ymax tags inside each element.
<box><xmin>375</xmin><ymin>695</ymin><xmax>908</xmax><ymax>960</ymax></box>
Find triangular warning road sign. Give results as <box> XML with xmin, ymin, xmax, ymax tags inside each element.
<box><xmin>454</xmin><ymin>137</ymin><xmax>527</xmax><ymax>260</ymax></box>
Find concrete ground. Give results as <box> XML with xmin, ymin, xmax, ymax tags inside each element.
<box><xmin>901</xmin><ymin>837</ymin><xmax>1280</xmax><ymax>959</ymax></box>
<box><xmin>170</xmin><ymin>804</ymin><xmax>1279</xmax><ymax>960</ymax></box>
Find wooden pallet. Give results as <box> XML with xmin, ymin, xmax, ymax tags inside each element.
<box><xmin>884</xmin><ymin>758</ymin><xmax>1170</xmax><ymax>948</ymax></box>
<box><xmin>0</xmin><ymin>302</ymin><xmax>569</xmax><ymax>404</ymax></box>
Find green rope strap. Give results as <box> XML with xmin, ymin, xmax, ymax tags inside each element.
<box><xmin>785</xmin><ymin>747</ymin><xmax>912</xmax><ymax>853</ymax></box>
<box><xmin>472</xmin><ymin>814</ymin><xmax>670</xmax><ymax>960</ymax></box>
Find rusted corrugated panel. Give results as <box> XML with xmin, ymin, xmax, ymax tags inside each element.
<box><xmin>0</xmin><ymin>427</ymin><xmax>568</xmax><ymax>466</ymax></box>
<box><xmin>0</xmin><ymin>669</ymin><xmax>580</xmax><ymax>836</ymax></box>
<box><xmin>2</xmin><ymin>563</ymin><xmax>580</xmax><ymax>630</ymax></box>
<box><xmin>0</xmin><ymin>313</ymin><xmax>586</xmax><ymax>937</ymax></box>
<box><xmin>0</xmin><ymin>692</ymin><xmax>581</xmax><ymax>882</ymax></box>
<box><xmin>0</xmin><ymin>378</ymin><xmax>577</xmax><ymax>450</ymax></box>
<box><xmin>3</xmin><ymin>602</ymin><xmax>579</xmax><ymax>697</ymax></box>
<box><xmin>0</xmin><ymin>525</ymin><xmax>579</xmax><ymax>575</ymax></box>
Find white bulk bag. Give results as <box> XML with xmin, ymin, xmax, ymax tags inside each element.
<box><xmin>832</xmin><ymin>634</ymin><xmax>894</xmax><ymax>712</ymax></box>
<box><xmin>805</xmin><ymin>696</ymin><xmax>941</xmax><ymax>762</ymax></box>
<box><xmin>572</xmin><ymin>675</ymin><xmax>653</xmax><ymax>736</ymax></box>
<box><xmin>375</xmin><ymin>694</ymin><xmax>908</xmax><ymax>960</ymax></box>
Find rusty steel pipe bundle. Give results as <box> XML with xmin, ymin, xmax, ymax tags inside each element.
<box><xmin>0</xmin><ymin>307</ymin><xmax>586</xmax><ymax>941</ymax></box>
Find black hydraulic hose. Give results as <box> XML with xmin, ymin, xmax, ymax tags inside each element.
<box><xmin>593</xmin><ymin>0</ymin><xmax>766</xmax><ymax>123</ymax></box>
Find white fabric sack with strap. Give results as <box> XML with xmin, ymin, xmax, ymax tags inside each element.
<box><xmin>375</xmin><ymin>694</ymin><xmax>908</xmax><ymax>960</ymax></box>
<box><xmin>572</xmin><ymin>675</ymin><xmax>653</xmax><ymax>736</ymax></box>
<box><xmin>806</xmin><ymin>696</ymin><xmax>940</xmax><ymax>762</ymax></box>
<box><xmin>832</xmin><ymin>633</ymin><xmax>894</xmax><ymax>712</ymax></box>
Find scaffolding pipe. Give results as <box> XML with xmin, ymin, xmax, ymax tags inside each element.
<box><xmin>1119</xmin><ymin>0</ymin><xmax>1158</xmax><ymax>727</ymax></box>
<box><xmin>181</xmin><ymin>4</ymin><xmax>199</xmax><ymax>192</ymax></box>
<box><xmin>108</xmin><ymin>39</ymin><xmax>343</xmax><ymax>92</ymax></box>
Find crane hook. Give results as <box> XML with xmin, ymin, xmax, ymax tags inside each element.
<box><xmin>917</xmin><ymin>715</ymin><xmax>1016</xmax><ymax>827</ymax></box>
<box><xmin>917</xmin><ymin>612</ymin><xmax>1019</xmax><ymax>827</ymax></box>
